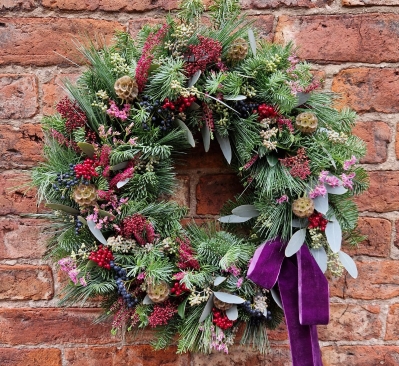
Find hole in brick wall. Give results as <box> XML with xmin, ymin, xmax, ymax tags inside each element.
<box><xmin>0</xmin><ymin>23</ymin><xmax>6</xmax><ymax>27</ymax></box>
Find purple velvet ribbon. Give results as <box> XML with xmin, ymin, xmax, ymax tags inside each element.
<box><xmin>247</xmin><ymin>237</ymin><xmax>329</xmax><ymax>366</ymax></box>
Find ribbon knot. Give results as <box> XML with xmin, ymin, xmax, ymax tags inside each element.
<box><xmin>247</xmin><ymin>237</ymin><xmax>329</xmax><ymax>366</ymax></box>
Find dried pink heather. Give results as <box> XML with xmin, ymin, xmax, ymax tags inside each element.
<box><xmin>279</xmin><ymin>148</ymin><xmax>311</xmax><ymax>180</ymax></box>
<box><xmin>148</xmin><ymin>301</ymin><xmax>177</xmax><ymax>327</ymax></box>
<box><xmin>177</xmin><ymin>237</ymin><xmax>200</xmax><ymax>270</ymax></box>
<box><xmin>121</xmin><ymin>214</ymin><xmax>155</xmax><ymax>246</ymax></box>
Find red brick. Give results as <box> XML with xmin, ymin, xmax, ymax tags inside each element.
<box><xmin>0</xmin><ymin>308</ymin><xmax>118</xmax><ymax>345</ymax></box>
<box><xmin>0</xmin><ymin>18</ymin><xmax>124</xmax><ymax>66</ymax></box>
<box><xmin>385</xmin><ymin>304</ymin><xmax>399</xmax><ymax>340</ymax></box>
<box><xmin>42</xmin><ymin>74</ymin><xmax>80</xmax><ymax>115</ymax></box>
<box><xmin>322</xmin><ymin>345</ymin><xmax>399</xmax><ymax>366</ymax></box>
<box><xmin>64</xmin><ymin>345</ymin><xmax>190</xmax><ymax>366</ymax></box>
<box><xmin>355</xmin><ymin>171</ymin><xmax>399</xmax><ymax>213</ymax></box>
<box><xmin>343</xmin><ymin>0</ymin><xmax>398</xmax><ymax>5</ymax></box>
<box><xmin>345</xmin><ymin>217</ymin><xmax>391</xmax><ymax>257</ymax></box>
<box><xmin>352</xmin><ymin>121</ymin><xmax>391</xmax><ymax>164</ymax></box>
<box><xmin>395</xmin><ymin>124</ymin><xmax>399</xmax><ymax>160</ymax></box>
<box><xmin>191</xmin><ymin>345</ymin><xmax>291</xmax><ymax>365</ymax></box>
<box><xmin>275</xmin><ymin>14</ymin><xmax>399</xmax><ymax>64</ymax></box>
<box><xmin>340</xmin><ymin>261</ymin><xmax>399</xmax><ymax>300</ymax></box>
<box><xmin>319</xmin><ymin>304</ymin><xmax>382</xmax><ymax>341</ymax></box>
<box><xmin>128</xmin><ymin>18</ymin><xmax>163</xmax><ymax>37</ymax></box>
<box><xmin>0</xmin><ymin>74</ymin><xmax>38</xmax><ymax>119</ymax></box>
<box><xmin>250</xmin><ymin>15</ymin><xmax>275</xmax><ymax>41</ymax></box>
<box><xmin>243</xmin><ymin>0</ymin><xmax>332</xmax><ymax>9</ymax></box>
<box><xmin>172</xmin><ymin>175</ymin><xmax>190</xmax><ymax>207</ymax></box>
<box><xmin>42</xmin><ymin>0</ymin><xmax>178</xmax><ymax>11</ymax></box>
<box><xmin>196</xmin><ymin>174</ymin><xmax>243</xmax><ymax>215</ymax></box>
<box><xmin>0</xmin><ymin>265</ymin><xmax>53</xmax><ymax>300</ymax></box>
<box><xmin>0</xmin><ymin>218</ymin><xmax>48</xmax><ymax>259</ymax></box>
<box><xmin>0</xmin><ymin>0</ymin><xmax>37</xmax><ymax>10</ymax></box>
<box><xmin>0</xmin><ymin>124</ymin><xmax>43</xmax><ymax>169</ymax></box>
<box><xmin>0</xmin><ymin>348</ymin><xmax>61</xmax><ymax>366</ymax></box>
<box><xmin>0</xmin><ymin>172</ymin><xmax>38</xmax><ymax>215</ymax></box>
<box><xmin>332</xmin><ymin>68</ymin><xmax>399</xmax><ymax>114</ymax></box>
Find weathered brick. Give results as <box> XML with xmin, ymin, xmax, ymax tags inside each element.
<box><xmin>395</xmin><ymin>123</ymin><xmax>399</xmax><ymax>160</ymax></box>
<box><xmin>275</xmin><ymin>14</ymin><xmax>399</xmax><ymax>64</ymax></box>
<box><xmin>345</xmin><ymin>217</ymin><xmax>391</xmax><ymax>257</ymax></box>
<box><xmin>343</xmin><ymin>0</ymin><xmax>398</xmax><ymax>5</ymax></box>
<box><xmin>250</xmin><ymin>15</ymin><xmax>275</xmax><ymax>41</ymax></box>
<box><xmin>0</xmin><ymin>0</ymin><xmax>36</xmax><ymax>10</ymax></box>
<box><xmin>352</xmin><ymin>122</ymin><xmax>391</xmax><ymax>164</ymax></box>
<box><xmin>0</xmin><ymin>74</ymin><xmax>38</xmax><ymax>119</ymax></box>
<box><xmin>173</xmin><ymin>175</ymin><xmax>190</xmax><ymax>207</ymax></box>
<box><xmin>196</xmin><ymin>174</ymin><xmax>243</xmax><ymax>215</ymax></box>
<box><xmin>0</xmin><ymin>18</ymin><xmax>124</xmax><ymax>66</ymax></box>
<box><xmin>355</xmin><ymin>171</ymin><xmax>399</xmax><ymax>213</ymax></box>
<box><xmin>340</xmin><ymin>261</ymin><xmax>399</xmax><ymax>300</ymax></box>
<box><xmin>42</xmin><ymin>74</ymin><xmax>80</xmax><ymax>115</ymax></box>
<box><xmin>319</xmin><ymin>304</ymin><xmax>382</xmax><ymax>341</ymax></box>
<box><xmin>243</xmin><ymin>0</ymin><xmax>332</xmax><ymax>9</ymax></box>
<box><xmin>0</xmin><ymin>265</ymin><xmax>53</xmax><ymax>300</ymax></box>
<box><xmin>0</xmin><ymin>348</ymin><xmax>61</xmax><ymax>366</ymax></box>
<box><xmin>42</xmin><ymin>0</ymin><xmax>178</xmax><ymax>11</ymax></box>
<box><xmin>64</xmin><ymin>345</ymin><xmax>190</xmax><ymax>366</ymax></box>
<box><xmin>0</xmin><ymin>308</ymin><xmax>119</xmax><ymax>345</ymax></box>
<box><xmin>0</xmin><ymin>172</ymin><xmax>38</xmax><ymax>215</ymax></box>
<box><xmin>191</xmin><ymin>345</ymin><xmax>291</xmax><ymax>365</ymax></box>
<box><xmin>0</xmin><ymin>124</ymin><xmax>43</xmax><ymax>169</ymax></box>
<box><xmin>332</xmin><ymin>68</ymin><xmax>399</xmax><ymax>114</ymax></box>
<box><xmin>322</xmin><ymin>345</ymin><xmax>399</xmax><ymax>366</ymax></box>
<box><xmin>385</xmin><ymin>304</ymin><xmax>399</xmax><ymax>340</ymax></box>
<box><xmin>0</xmin><ymin>218</ymin><xmax>48</xmax><ymax>259</ymax></box>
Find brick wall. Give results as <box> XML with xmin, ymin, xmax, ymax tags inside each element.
<box><xmin>1</xmin><ymin>0</ymin><xmax>398</xmax><ymax>365</ymax></box>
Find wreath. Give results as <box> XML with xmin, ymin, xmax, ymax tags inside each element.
<box><xmin>32</xmin><ymin>0</ymin><xmax>369</xmax><ymax>363</ymax></box>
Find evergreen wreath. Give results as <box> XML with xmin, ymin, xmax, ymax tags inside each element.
<box><xmin>32</xmin><ymin>0</ymin><xmax>369</xmax><ymax>361</ymax></box>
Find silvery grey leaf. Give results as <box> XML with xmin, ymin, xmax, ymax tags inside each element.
<box><xmin>291</xmin><ymin>218</ymin><xmax>308</xmax><ymax>228</ymax></box>
<box><xmin>325</xmin><ymin>218</ymin><xmax>342</xmax><ymax>253</ymax></box>
<box><xmin>176</xmin><ymin>119</ymin><xmax>195</xmax><ymax>147</ymax></box>
<box><xmin>46</xmin><ymin>203</ymin><xmax>80</xmax><ymax>215</ymax></box>
<box><xmin>226</xmin><ymin>305</ymin><xmax>238</xmax><ymax>320</ymax></box>
<box><xmin>214</xmin><ymin>276</ymin><xmax>227</xmax><ymax>286</ymax></box>
<box><xmin>339</xmin><ymin>251</ymin><xmax>358</xmax><ymax>278</ymax></box>
<box><xmin>271</xmin><ymin>287</ymin><xmax>282</xmax><ymax>309</ymax></box>
<box><xmin>218</xmin><ymin>214</ymin><xmax>252</xmax><ymax>223</ymax></box>
<box><xmin>188</xmin><ymin>70</ymin><xmax>201</xmax><ymax>87</ymax></box>
<box><xmin>77</xmin><ymin>142</ymin><xmax>95</xmax><ymax>158</ymax></box>
<box><xmin>325</xmin><ymin>185</ymin><xmax>347</xmax><ymax>195</ymax></box>
<box><xmin>199</xmin><ymin>294</ymin><xmax>214</xmax><ymax>322</ymax></box>
<box><xmin>248</xmin><ymin>29</ymin><xmax>256</xmax><ymax>57</ymax></box>
<box><xmin>223</xmin><ymin>95</ymin><xmax>247</xmax><ymax>101</ymax></box>
<box><xmin>215</xmin><ymin>132</ymin><xmax>232</xmax><ymax>164</ymax></box>
<box><xmin>285</xmin><ymin>228</ymin><xmax>306</xmax><ymax>257</ymax></box>
<box><xmin>310</xmin><ymin>247</ymin><xmax>328</xmax><ymax>273</ymax></box>
<box><xmin>313</xmin><ymin>193</ymin><xmax>329</xmax><ymax>214</ymax></box>
<box><xmin>232</xmin><ymin>204</ymin><xmax>260</xmax><ymax>218</ymax></box>
<box><xmin>116</xmin><ymin>178</ymin><xmax>129</xmax><ymax>189</ymax></box>
<box><xmin>110</xmin><ymin>161</ymin><xmax>129</xmax><ymax>171</ymax></box>
<box><xmin>294</xmin><ymin>92</ymin><xmax>311</xmax><ymax>107</ymax></box>
<box><xmin>87</xmin><ymin>219</ymin><xmax>107</xmax><ymax>245</ymax></box>
<box><xmin>213</xmin><ymin>292</ymin><xmax>245</xmax><ymax>304</ymax></box>
<box><xmin>143</xmin><ymin>294</ymin><xmax>154</xmax><ymax>305</ymax></box>
<box><xmin>201</xmin><ymin>123</ymin><xmax>210</xmax><ymax>152</ymax></box>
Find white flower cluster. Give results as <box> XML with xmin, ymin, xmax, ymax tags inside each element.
<box><xmin>110</xmin><ymin>53</ymin><xmax>130</xmax><ymax>74</ymax></box>
<box><xmin>106</xmin><ymin>235</ymin><xmax>136</xmax><ymax>253</ymax></box>
<box><xmin>309</xmin><ymin>228</ymin><xmax>326</xmax><ymax>249</ymax></box>
<box><xmin>326</xmin><ymin>129</ymin><xmax>348</xmax><ymax>143</ymax></box>
<box><xmin>188</xmin><ymin>287</ymin><xmax>212</xmax><ymax>306</ymax></box>
<box><xmin>260</xmin><ymin>121</ymin><xmax>278</xmax><ymax>151</ymax></box>
<box><xmin>253</xmin><ymin>292</ymin><xmax>268</xmax><ymax>313</ymax></box>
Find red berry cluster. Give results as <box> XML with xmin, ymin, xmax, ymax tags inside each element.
<box><xmin>212</xmin><ymin>308</ymin><xmax>234</xmax><ymax>330</ymax></box>
<box><xmin>257</xmin><ymin>104</ymin><xmax>278</xmax><ymax>120</ymax></box>
<box><xmin>308</xmin><ymin>212</ymin><xmax>328</xmax><ymax>231</ymax></box>
<box><xmin>162</xmin><ymin>96</ymin><xmax>197</xmax><ymax>113</ymax></box>
<box><xmin>170</xmin><ymin>281</ymin><xmax>189</xmax><ymax>296</ymax></box>
<box><xmin>74</xmin><ymin>158</ymin><xmax>99</xmax><ymax>180</ymax></box>
<box><xmin>88</xmin><ymin>245</ymin><xmax>114</xmax><ymax>269</ymax></box>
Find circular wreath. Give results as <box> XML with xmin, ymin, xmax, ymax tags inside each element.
<box><xmin>32</xmin><ymin>0</ymin><xmax>368</xmax><ymax>358</ymax></box>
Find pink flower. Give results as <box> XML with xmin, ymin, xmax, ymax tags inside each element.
<box><xmin>341</xmin><ymin>172</ymin><xmax>355</xmax><ymax>190</ymax></box>
<box><xmin>227</xmin><ymin>265</ymin><xmax>240</xmax><ymax>276</ymax></box>
<box><xmin>343</xmin><ymin>155</ymin><xmax>357</xmax><ymax>171</ymax></box>
<box><xmin>319</xmin><ymin>171</ymin><xmax>340</xmax><ymax>187</ymax></box>
<box><xmin>276</xmin><ymin>195</ymin><xmax>289</xmax><ymax>204</ymax></box>
<box><xmin>236</xmin><ymin>278</ymin><xmax>243</xmax><ymax>288</ymax></box>
<box><xmin>309</xmin><ymin>184</ymin><xmax>327</xmax><ymax>199</ymax></box>
<box><xmin>107</xmin><ymin>101</ymin><xmax>131</xmax><ymax>121</ymax></box>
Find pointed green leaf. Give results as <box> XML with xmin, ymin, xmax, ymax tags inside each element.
<box><xmin>266</xmin><ymin>154</ymin><xmax>278</xmax><ymax>166</ymax></box>
<box><xmin>178</xmin><ymin>297</ymin><xmax>189</xmax><ymax>319</ymax></box>
<box><xmin>46</xmin><ymin>203</ymin><xmax>80</xmax><ymax>215</ymax></box>
<box><xmin>77</xmin><ymin>142</ymin><xmax>95</xmax><ymax>158</ymax></box>
<box><xmin>110</xmin><ymin>161</ymin><xmax>129</xmax><ymax>171</ymax></box>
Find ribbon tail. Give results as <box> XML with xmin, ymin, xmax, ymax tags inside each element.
<box><xmin>278</xmin><ymin>256</ymin><xmax>323</xmax><ymax>366</ymax></box>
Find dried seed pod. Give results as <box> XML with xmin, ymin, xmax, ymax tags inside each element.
<box><xmin>72</xmin><ymin>184</ymin><xmax>97</xmax><ymax>207</ymax></box>
<box><xmin>227</xmin><ymin>38</ymin><xmax>248</xmax><ymax>62</ymax></box>
<box><xmin>295</xmin><ymin>112</ymin><xmax>318</xmax><ymax>134</ymax></box>
<box><xmin>114</xmin><ymin>76</ymin><xmax>139</xmax><ymax>101</ymax></box>
<box><xmin>292</xmin><ymin>197</ymin><xmax>315</xmax><ymax>218</ymax></box>
<box><xmin>147</xmin><ymin>281</ymin><xmax>170</xmax><ymax>303</ymax></box>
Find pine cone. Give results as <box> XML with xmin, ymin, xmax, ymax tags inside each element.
<box><xmin>295</xmin><ymin>112</ymin><xmax>318</xmax><ymax>134</ymax></box>
<box><xmin>213</xmin><ymin>292</ymin><xmax>233</xmax><ymax>311</ymax></box>
<box><xmin>292</xmin><ymin>197</ymin><xmax>314</xmax><ymax>218</ymax></box>
<box><xmin>227</xmin><ymin>38</ymin><xmax>248</xmax><ymax>62</ymax></box>
<box><xmin>147</xmin><ymin>281</ymin><xmax>169</xmax><ymax>303</ymax></box>
<box><xmin>114</xmin><ymin>76</ymin><xmax>139</xmax><ymax>101</ymax></box>
<box><xmin>72</xmin><ymin>184</ymin><xmax>97</xmax><ymax>207</ymax></box>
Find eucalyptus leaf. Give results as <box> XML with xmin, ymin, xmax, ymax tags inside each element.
<box><xmin>110</xmin><ymin>161</ymin><xmax>129</xmax><ymax>171</ymax></box>
<box><xmin>46</xmin><ymin>203</ymin><xmax>80</xmax><ymax>215</ymax></box>
<box><xmin>310</xmin><ymin>247</ymin><xmax>328</xmax><ymax>273</ymax></box>
<box><xmin>214</xmin><ymin>276</ymin><xmax>227</xmax><ymax>286</ymax></box>
<box><xmin>201</xmin><ymin>123</ymin><xmax>210</xmax><ymax>152</ymax></box>
<box><xmin>78</xmin><ymin>216</ymin><xmax>87</xmax><ymax>225</ymax></box>
<box><xmin>313</xmin><ymin>193</ymin><xmax>328</xmax><ymax>214</ymax></box>
<box><xmin>226</xmin><ymin>305</ymin><xmax>238</xmax><ymax>321</ymax></box>
<box><xmin>232</xmin><ymin>204</ymin><xmax>260</xmax><ymax>218</ymax></box>
<box><xmin>143</xmin><ymin>294</ymin><xmax>154</xmax><ymax>305</ymax></box>
<box><xmin>339</xmin><ymin>251</ymin><xmax>358</xmax><ymax>279</ymax></box>
<box><xmin>218</xmin><ymin>214</ymin><xmax>251</xmax><ymax>223</ymax></box>
<box><xmin>188</xmin><ymin>70</ymin><xmax>201</xmax><ymax>87</ymax></box>
<box><xmin>325</xmin><ymin>218</ymin><xmax>342</xmax><ymax>253</ymax></box>
<box><xmin>189</xmin><ymin>102</ymin><xmax>201</xmax><ymax>111</ymax></box>
<box><xmin>294</xmin><ymin>92</ymin><xmax>311</xmax><ymax>107</ymax></box>
<box><xmin>98</xmin><ymin>210</ymin><xmax>115</xmax><ymax>219</ymax></box>
<box><xmin>266</xmin><ymin>154</ymin><xmax>278</xmax><ymax>167</ymax></box>
<box><xmin>213</xmin><ymin>292</ymin><xmax>245</xmax><ymax>304</ymax></box>
<box><xmin>77</xmin><ymin>142</ymin><xmax>95</xmax><ymax>158</ymax></box>
<box><xmin>248</xmin><ymin>29</ymin><xmax>256</xmax><ymax>57</ymax></box>
<box><xmin>291</xmin><ymin>218</ymin><xmax>308</xmax><ymax>228</ymax></box>
<box><xmin>116</xmin><ymin>179</ymin><xmax>129</xmax><ymax>189</ymax></box>
<box><xmin>87</xmin><ymin>219</ymin><xmax>107</xmax><ymax>245</ymax></box>
<box><xmin>285</xmin><ymin>228</ymin><xmax>306</xmax><ymax>257</ymax></box>
<box><xmin>215</xmin><ymin>131</ymin><xmax>232</xmax><ymax>163</ymax></box>
<box><xmin>325</xmin><ymin>185</ymin><xmax>347</xmax><ymax>195</ymax></box>
<box><xmin>223</xmin><ymin>95</ymin><xmax>246</xmax><ymax>101</ymax></box>
<box><xmin>199</xmin><ymin>294</ymin><xmax>214</xmax><ymax>322</ymax></box>
<box><xmin>178</xmin><ymin>297</ymin><xmax>188</xmax><ymax>319</ymax></box>
<box><xmin>205</xmin><ymin>94</ymin><xmax>239</xmax><ymax>113</ymax></box>
<box><xmin>271</xmin><ymin>287</ymin><xmax>282</xmax><ymax>309</ymax></box>
<box><xmin>176</xmin><ymin>119</ymin><xmax>195</xmax><ymax>147</ymax></box>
